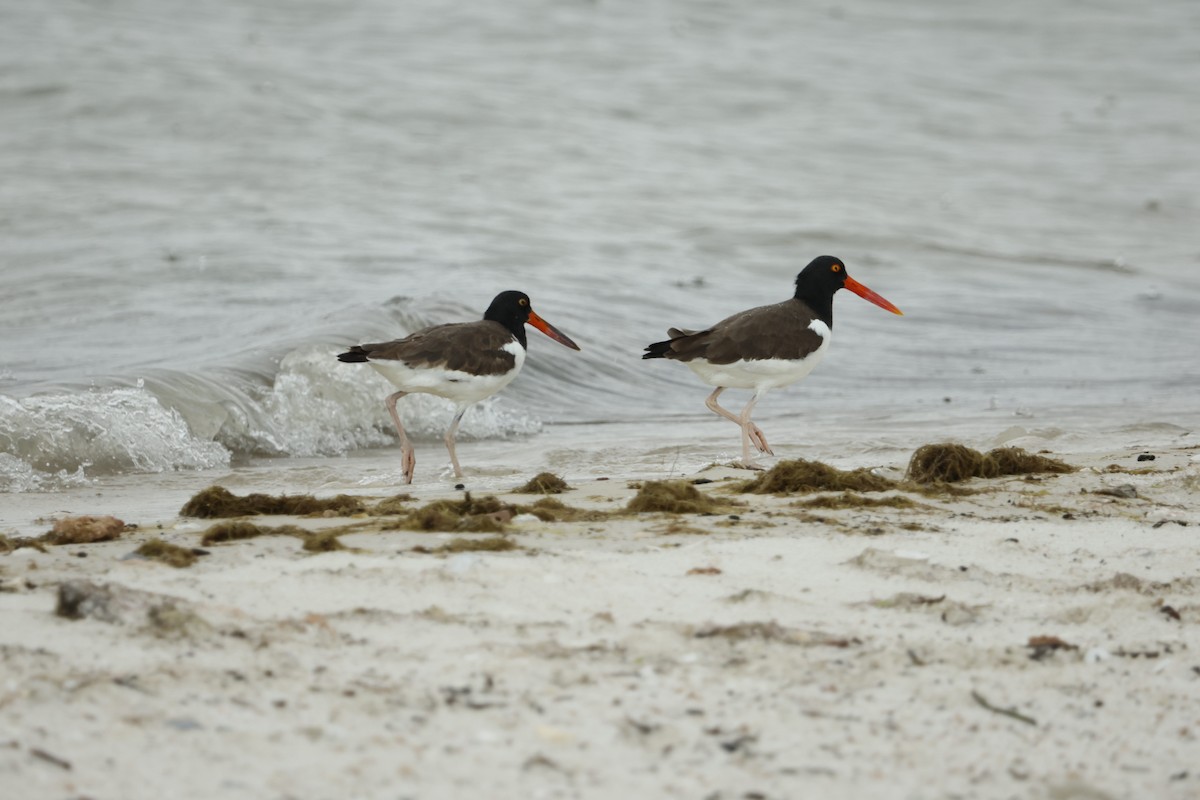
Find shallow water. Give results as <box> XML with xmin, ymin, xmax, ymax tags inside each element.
<box><xmin>2</xmin><ymin>0</ymin><xmax>1199</xmax><ymax>494</ymax></box>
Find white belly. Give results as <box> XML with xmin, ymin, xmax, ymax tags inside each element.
<box><xmin>369</xmin><ymin>342</ymin><xmax>526</xmax><ymax>405</ymax></box>
<box><xmin>686</xmin><ymin>320</ymin><xmax>830</xmax><ymax>391</ymax></box>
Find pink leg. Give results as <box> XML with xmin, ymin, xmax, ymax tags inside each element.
<box><xmin>705</xmin><ymin>388</ymin><xmax>772</xmax><ymax>469</ymax></box>
<box><xmin>385</xmin><ymin>391</ymin><xmax>417</xmax><ymax>484</ymax></box>
<box><xmin>443</xmin><ymin>405</ymin><xmax>468</xmax><ymax>479</ymax></box>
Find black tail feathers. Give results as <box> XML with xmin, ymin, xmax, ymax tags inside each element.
<box><xmin>642</xmin><ymin>340</ymin><xmax>673</xmax><ymax>360</ymax></box>
<box><xmin>337</xmin><ymin>346</ymin><xmax>370</xmax><ymax>363</ymax></box>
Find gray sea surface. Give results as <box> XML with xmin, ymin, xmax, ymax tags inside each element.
<box><xmin>2</xmin><ymin>0</ymin><xmax>1199</xmax><ymax>493</ymax></box>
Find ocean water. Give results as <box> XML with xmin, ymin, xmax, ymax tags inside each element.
<box><xmin>2</xmin><ymin>0</ymin><xmax>1199</xmax><ymax>497</ymax></box>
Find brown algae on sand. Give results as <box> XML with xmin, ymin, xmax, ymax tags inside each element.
<box><xmin>738</xmin><ymin>460</ymin><xmax>894</xmax><ymax>495</ymax></box>
<box><xmin>135</xmin><ymin>538</ymin><xmax>200</xmax><ymax>568</ymax></box>
<box><xmin>513</xmin><ymin>472</ymin><xmax>572</xmax><ymax>494</ymax></box>
<box><xmin>413</xmin><ymin>536</ymin><xmax>520</xmax><ymax>554</ymax></box>
<box><xmin>180</xmin><ymin>486</ymin><xmax>366</xmax><ymax>518</ymax></box>
<box><xmin>794</xmin><ymin>493</ymin><xmax>921</xmax><ymax>510</ymax></box>
<box><xmin>199</xmin><ymin>521</ymin><xmax>309</xmax><ymax>546</ymax></box>
<box><xmin>393</xmin><ymin>494</ymin><xmax>515</xmax><ymax>533</ymax></box>
<box><xmin>521</xmin><ymin>497</ymin><xmax>611</xmax><ymax>523</ymax></box>
<box><xmin>46</xmin><ymin>515</ymin><xmax>127</xmax><ymax>545</ymax></box>
<box><xmin>302</xmin><ymin>531</ymin><xmax>347</xmax><ymax>553</ymax></box>
<box><xmin>199</xmin><ymin>521</ymin><xmax>349</xmax><ymax>553</ymax></box>
<box><xmin>626</xmin><ymin>481</ymin><xmax>742</xmax><ymax>514</ymax></box>
<box><xmin>907</xmin><ymin>444</ymin><xmax>1075</xmax><ymax>484</ymax></box>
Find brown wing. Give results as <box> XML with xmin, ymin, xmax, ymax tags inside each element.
<box><xmin>661</xmin><ymin>299</ymin><xmax>825</xmax><ymax>364</ymax></box>
<box><xmin>357</xmin><ymin>320</ymin><xmax>518</xmax><ymax>376</ymax></box>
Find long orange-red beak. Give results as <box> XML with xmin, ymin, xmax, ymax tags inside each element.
<box><xmin>844</xmin><ymin>276</ymin><xmax>903</xmax><ymax>315</ymax></box>
<box><xmin>527</xmin><ymin>309</ymin><xmax>582</xmax><ymax>350</ymax></box>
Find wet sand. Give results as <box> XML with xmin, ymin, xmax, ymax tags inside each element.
<box><xmin>2</xmin><ymin>438</ymin><xmax>1199</xmax><ymax>800</ymax></box>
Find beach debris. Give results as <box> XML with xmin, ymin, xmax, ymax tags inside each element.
<box><xmin>200</xmin><ymin>521</ymin><xmax>307</xmax><ymax>545</ymax></box>
<box><xmin>133</xmin><ymin>538</ymin><xmax>202</xmax><ymax>568</ymax></box>
<box><xmin>369</xmin><ymin>494</ymin><xmax>415</xmax><ymax>516</ymax></box>
<box><xmin>739</xmin><ymin>459</ymin><xmax>894</xmax><ymax>494</ymax></box>
<box><xmin>1159</xmin><ymin>604</ymin><xmax>1182</xmax><ymax>621</ymax></box>
<box><xmin>29</xmin><ymin>747</ymin><xmax>72</xmax><ymax>771</ymax></box>
<box><xmin>686</xmin><ymin>566</ymin><xmax>722</xmax><ymax>575</ymax></box>
<box><xmin>147</xmin><ymin>602</ymin><xmax>213</xmax><ymax>639</ymax></box>
<box><xmin>693</xmin><ymin>621</ymin><xmax>857</xmax><ymax>647</ymax></box>
<box><xmin>906</xmin><ymin>444</ymin><xmax>1074</xmax><ymax>484</ymax></box>
<box><xmin>1137</xmin><ymin>453</ymin><xmax>1156</xmax><ymax>462</ymax></box>
<box><xmin>180</xmin><ymin>486</ymin><xmax>365</xmax><ymax>518</ymax></box>
<box><xmin>301</xmin><ymin>531</ymin><xmax>347</xmax><ymax>552</ymax></box>
<box><xmin>394</xmin><ymin>493</ymin><xmax>515</xmax><ymax>533</ymax></box>
<box><xmin>513</xmin><ymin>472</ymin><xmax>572</xmax><ymax>494</ymax></box>
<box><xmin>1027</xmin><ymin>635</ymin><xmax>1079</xmax><ymax>661</ymax></box>
<box><xmin>869</xmin><ymin>592</ymin><xmax>982</xmax><ymax>625</ymax></box>
<box><xmin>412</xmin><ymin>536</ymin><xmax>519</xmax><ymax>554</ymax></box>
<box><xmin>871</xmin><ymin>592</ymin><xmax>946</xmax><ymax>608</ymax></box>
<box><xmin>970</xmin><ymin>690</ymin><xmax>1036</xmax><ymax>726</ymax></box>
<box><xmin>1094</xmin><ymin>484</ymin><xmax>1138</xmax><ymax>499</ymax></box>
<box><xmin>0</xmin><ymin>534</ymin><xmax>47</xmax><ymax>554</ymax></box>
<box><xmin>626</xmin><ymin>480</ymin><xmax>741</xmax><ymax>513</ymax></box>
<box><xmin>517</xmin><ymin>497</ymin><xmax>608</xmax><ymax>523</ymax></box>
<box><xmin>651</xmin><ymin>520</ymin><xmax>710</xmax><ymax>535</ymax></box>
<box><xmin>45</xmin><ymin>515</ymin><xmax>126</xmax><ymax>545</ymax></box>
<box><xmin>794</xmin><ymin>493</ymin><xmax>919</xmax><ymax>510</ymax></box>
<box><xmin>198</xmin><ymin>520</ymin><xmax>349</xmax><ymax>553</ymax></box>
<box><xmin>56</xmin><ymin>580</ymin><xmax>125</xmax><ymax>622</ymax></box>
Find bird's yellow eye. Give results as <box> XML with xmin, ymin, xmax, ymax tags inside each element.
<box><xmin>831</xmin><ymin>264</ymin><xmax>842</xmax><ymax>273</ymax></box>
<box><xmin>519</xmin><ymin>298</ymin><xmax>529</xmax><ymax>306</ymax></box>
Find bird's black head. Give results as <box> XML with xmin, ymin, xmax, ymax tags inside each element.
<box><xmin>483</xmin><ymin>290</ymin><xmax>581</xmax><ymax>351</ymax></box>
<box><xmin>793</xmin><ymin>255</ymin><xmax>903</xmax><ymax>324</ymax></box>
<box><xmin>794</xmin><ymin>255</ymin><xmax>849</xmax><ymax>296</ymax></box>
<box><xmin>483</xmin><ymin>290</ymin><xmax>533</xmax><ymax>329</ymax></box>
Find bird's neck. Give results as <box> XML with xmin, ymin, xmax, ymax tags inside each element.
<box><xmin>487</xmin><ymin>316</ymin><xmax>528</xmax><ymax>349</ymax></box>
<box><xmin>793</xmin><ymin>291</ymin><xmax>834</xmax><ymax>329</ymax></box>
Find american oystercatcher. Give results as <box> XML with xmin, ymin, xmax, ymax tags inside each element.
<box><xmin>642</xmin><ymin>255</ymin><xmax>902</xmax><ymax>468</ymax></box>
<box><xmin>338</xmin><ymin>291</ymin><xmax>580</xmax><ymax>483</ymax></box>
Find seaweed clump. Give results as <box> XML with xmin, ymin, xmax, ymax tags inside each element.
<box><xmin>368</xmin><ymin>494</ymin><xmax>415</xmax><ymax>516</ymax></box>
<box><xmin>514</xmin><ymin>472</ymin><xmax>572</xmax><ymax>494</ymax></box>
<box><xmin>199</xmin><ymin>521</ymin><xmax>308</xmax><ymax>546</ymax></box>
<box><xmin>392</xmin><ymin>494</ymin><xmax>515</xmax><ymax>533</ymax></box>
<box><xmin>739</xmin><ymin>460</ymin><xmax>895</xmax><ymax>495</ymax></box>
<box><xmin>794</xmin><ymin>493</ymin><xmax>919</xmax><ymax>510</ymax></box>
<box><xmin>135</xmin><ymin>538</ymin><xmax>201</xmax><ymax>568</ymax></box>
<box><xmin>413</xmin><ymin>536</ymin><xmax>520</xmax><ymax>554</ymax></box>
<box><xmin>45</xmin><ymin>515</ymin><xmax>127</xmax><ymax>545</ymax></box>
<box><xmin>626</xmin><ymin>481</ymin><xmax>739</xmax><ymax>514</ymax></box>
<box><xmin>907</xmin><ymin>444</ymin><xmax>1075</xmax><ymax>484</ymax></box>
<box><xmin>180</xmin><ymin>486</ymin><xmax>365</xmax><ymax>518</ymax></box>
<box><xmin>301</xmin><ymin>531</ymin><xmax>347</xmax><ymax>553</ymax></box>
<box><xmin>519</xmin><ymin>497</ymin><xmax>610</xmax><ymax>523</ymax></box>
<box><xmin>0</xmin><ymin>534</ymin><xmax>47</xmax><ymax>554</ymax></box>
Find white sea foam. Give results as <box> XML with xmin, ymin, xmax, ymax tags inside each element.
<box><xmin>0</xmin><ymin>388</ymin><xmax>229</xmax><ymax>492</ymax></box>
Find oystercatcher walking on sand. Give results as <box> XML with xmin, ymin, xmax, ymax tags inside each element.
<box><xmin>339</xmin><ymin>291</ymin><xmax>580</xmax><ymax>483</ymax></box>
<box><xmin>642</xmin><ymin>255</ymin><xmax>902</xmax><ymax>468</ymax></box>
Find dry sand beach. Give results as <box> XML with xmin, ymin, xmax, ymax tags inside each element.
<box><xmin>2</xmin><ymin>432</ymin><xmax>1198</xmax><ymax>800</ymax></box>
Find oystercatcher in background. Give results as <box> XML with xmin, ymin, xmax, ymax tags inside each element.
<box><xmin>339</xmin><ymin>291</ymin><xmax>580</xmax><ymax>483</ymax></box>
<box><xmin>643</xmin><ymin>255</ymin><xmax>902</xmax><ymax>468</ymax></box>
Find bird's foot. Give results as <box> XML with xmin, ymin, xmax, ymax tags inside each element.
<box><xmin>401</xmin><ymin>447</ymin><xmax>416</xmax><ymax>485</ymax></box>
<box><xmin>748</xmin><ymin>424</ymin><xmax>774</xmax><ymax>455</ymax></box>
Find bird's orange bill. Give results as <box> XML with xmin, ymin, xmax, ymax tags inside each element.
<box><xmin>527</xmin><ymin>310</ymin><xmax>582</xmax><ymax>350</ymax></box>
<box><xmin>844</xmin><ymin>277</ymin><xmax>904</xmax><ymax>316</ymax></box>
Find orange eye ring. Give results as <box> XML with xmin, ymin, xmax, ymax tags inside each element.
<box><xmin>831</xmin><ymin>264</ymin><xmax>842</xmax><ymax>272</ymax></box>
